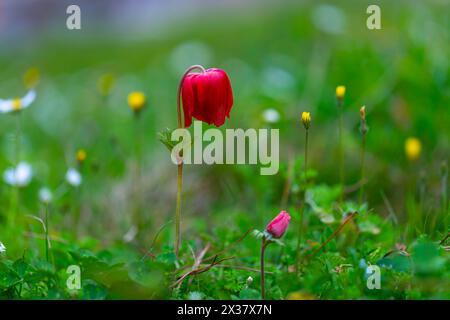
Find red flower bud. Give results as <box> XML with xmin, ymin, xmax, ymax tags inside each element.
<box><xmin>181</xmin><ymin>68</ymin><xmax>234</xmax><ymax>128</ymax></box>
<box><xmin>266</xmin><ymin>211</ymin><xmax>291</xmax><ymax>239</ymax></box>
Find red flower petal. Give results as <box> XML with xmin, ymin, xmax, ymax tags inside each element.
<box><xmin>181</xmin><ymin>68</ymin><xmax>233</xmax><ymax>128</ymax></box>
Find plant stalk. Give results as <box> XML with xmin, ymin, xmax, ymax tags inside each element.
<box><xmin>175</xmin><ymin>163</ymin><xmax>183</xmax><ymax>257</ymax></box>
<box><xmin>10</xmin><ymin>112</ymin><xmax>22</xmax><ymax>228</ymax></box>
<box><xmin>44</xmin><ymin>203</ymin><xmax>49</xmax><ymax>262</ymax></box>
<box><xmin>174</xmin><ymin>65</ymin><xmax>206</xmax><ymax>258</ymax></box>
<box><xmin>296</xmin><ymin>128</ymin><xmax>309</xmax><ymax>272</ymax></box>
<box><xmin>338</xmin><ymin>102</ymin><xmax>344</xmax><ymax>203</ymax></box>
<box><xmin>260</xmin><ymin>238</ymin><xmax>268</xmax><ymax>300</ymax></box>
<box><xmin>359</xmin><ymin>133</ymin><xmax>366</xmax><ymax>205</ymax></box>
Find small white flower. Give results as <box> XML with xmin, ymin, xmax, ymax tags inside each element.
<box><xmin>66</xmin><ymin>168</ymin><xmax>82</xmax><ymax>187</ymax></box>
<box><xmin>0</xmin><ymin>90</ymin><xmax>36</xmax><ymax>113</ymax></box>
<box><xmin>123</xmin><ymin>225</ymin><xmax>138</xmax><ymax>243</ymax></box>
<box><xmin>39</xmin><ymin>187</ymin><xmax>53</xmax><ymax>204</ymax></box>
<box><xmin>0</xmin><ymin>242</ymin><xmax>6</xmax><ymax>253</ymax></box>
<box><xmin>3</xmin><ymin>162</ymin><xmax>33</xmax><ymax>187</ymax></box>
<box><xmin>262</xmin><ymin>108</ymin><xmax>280</xmax><ymax>123</ymax></box>
<box><xmin>246</xmin><ymin>276</ymin><xmax>253</xmax><ymax>286</ymax></box>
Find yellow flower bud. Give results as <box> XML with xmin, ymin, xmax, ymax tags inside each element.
<box><xmin>405</xmin><ymin>137</ymin><xmax>421</xmax><ymax>162</ymax></box>
<box><xmin>336</xmin><ymin>85</ymin><xmax>346</xmax><ymax>100</ymax></box>
<box><xmin>301</xmin><ymin>111</ymin><xmax>311</xmax><ymax>129</ymax></box>
<box><xmin>76</xmin><ymin>149</ymin><xmax>87</xmax><ymax>163</ymax></box>
<box><xmin>127</xmin><ymin>91</ymin><xmax>146</xmax><ymax>113</ymax></box>
<box><xmin>23</xmin><ymin>67</ymin><xmax>40</xmax><ymax>89</ymax></box>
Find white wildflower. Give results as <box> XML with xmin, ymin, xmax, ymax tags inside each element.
<box><xmin>262</xmin><ymin>108</ymin><xmax>280</xmax><ymax>123</ymax></box>
<box><xmin>0</xmin><ymin>90</ymin><xmax>36</xmax><ymax>113</ymax></box>
<box><xmin>39</xmin><ymin>187</ymin><xmax>53</xmax><ymax>204</ymax></box>
<box><xmin>3</xmin><ymin>162</ymin><xmax>33</xmax><ymax>187</ymax></box>
<box><xmin>0</xmin><ymin>242</ymin><xmax>6</xmax><ymax>253</ymax></box>
<box><xmin>123</xmin><ymin>225</ymin><xmax>138</xmax><ymax>243</ymax></box>
<box><xmin>66</xmin><ymin>168</ymin><xmax>82</xmax><ymax>187</ymax></box>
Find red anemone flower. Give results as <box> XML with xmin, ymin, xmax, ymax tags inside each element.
<box><xmin>181</xmin><ymin>68</ymin><xmax>233</xmax><ymax>128</ymax></box>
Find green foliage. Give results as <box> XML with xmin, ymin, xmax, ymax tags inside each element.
<box><xmin>0</xmin><ymin>1</ymin><xmax>448</xmax><ymax>300</ymax></box>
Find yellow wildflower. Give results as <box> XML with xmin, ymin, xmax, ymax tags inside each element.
<box><xmin>405</xmin><ymin>137</ymin><xmax>421</xmax><ymax>161</ymax></box>
<box><xmin>336</xmin><ymin>85</ymin><xmax>346</xmax><ymax>100</ymax></box>
<box><xmin>301</xmin><ymin>111</ymin><xmax>311</xmax><ymax>129</ymax></box>
<box><xmin>127</xmin><ymin>91</ymin><xmax>146</xmax><ymax>113</ymax></box>
<box><xmin>76</xmin><ymin>149</ymin><xmax>87</xmax><ymax>163</ymax></box>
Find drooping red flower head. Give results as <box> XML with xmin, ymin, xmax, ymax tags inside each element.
<box><xmin>266</xmin><ymin>211</ymin><xmax>291</xmax><ymax>239</ymax></box>
<box><xmin>181</xmin><ymin>68</ymin><xmax>233</xmax><ymax>128</ymax></box>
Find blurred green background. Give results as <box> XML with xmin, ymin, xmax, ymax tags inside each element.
<box><xmin>0</xmin><ymin>0</ymin><xmax>448</xmax><ymax>299</ymax></box>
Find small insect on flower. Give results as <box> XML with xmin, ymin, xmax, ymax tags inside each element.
<box><xmin>0</xmin><ymin>242</ymin><xmax>6</xmax><ymax>254</ymax></box>
<box><xmin>3</xmin><ymin>162</ymin><xmax>33</xmax><ymax>187</ymax></box>
<box><xmin>39</xmin><ymin>187</ymin><xmax>53</xmax><ymax>204</ymax></box>
<box><xmin>127</xmin><ymin>91</ymin><xmax>146</xmax><ymax>114</ymax></box>
<box><xmin>405</xmin><ymin>137</ymin><xmax>422</xmax><ymax>162</ymax></box>
<box><xmin>66</xmin><ymin>168</ymin><xmax>82</xmax><ymax>187</ymax></box>
<box><xmin>262</xmin><ymin>108</ymin><xmax>280</xmax><ymax>124</ymax></box>
<box><xmin>301</xmin><ymin>111</ymin><xmax>311</xmax><ymax>129</ymax></box>
<box><xmin>335</xmin><ymin>85</ymin><xmax>346</xmax><ymax>101</ymax></box>
<box><xmin>0</xmin><ymin>90</ymin><xmax>36</xmax><ymax>113</ymax></box>
<box><xmin>76</xmin><ymin>149</ymin><xmax>87</xmax><ymax>163</ymax></box>
<box><xmin>266</xmin><ymin>210</ymin><xmax>291</xmax><ymax>239</ymax></box>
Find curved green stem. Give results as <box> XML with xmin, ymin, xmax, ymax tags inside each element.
<box><xmin>174</xmin><ymin>65</ymin><xmax>206</xmax><ymax>258</ymax></box>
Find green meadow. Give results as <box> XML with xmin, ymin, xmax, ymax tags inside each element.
<box><xmin>0</xmin><ymin>1</ymin><xmax>448</xmax><ymax>299</ymax></box>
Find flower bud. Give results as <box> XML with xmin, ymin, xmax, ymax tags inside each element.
<box><xmin>359</xmin><ymin>106</ymin><xmax>366</xmax><ymax>121</ymax></box>
<box><xmin>127</xmin><ymin>91</ymin><xmax>146</xmax><ymax>113</ymax></box>
<box><xmin>266</xmin><ymin>211</ymin><xmax>291</xmax><ymax>239</ymax></box>
<box><xmin>301</xmin><ymin>111</ymin><xmax>311</xmax><ymax>129</ymax></box>
<box><xmin>336</xmin><ymin>85</ymin><xmax>346</xmax><ymax>101</ymax></box>
<box><xmin>405</xmin><ymin>137</ymin><xmax>421</xmax><ymax>162</ymax></box>
<box><xmin>359</xmin><ymin>106</ymin><xmax>368</xmax><ymax>135</ymax></box>
<box><xmin>76</xmin><ymin>149</ymin><xmax>87</xmax><ymax>163</ymax></box>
